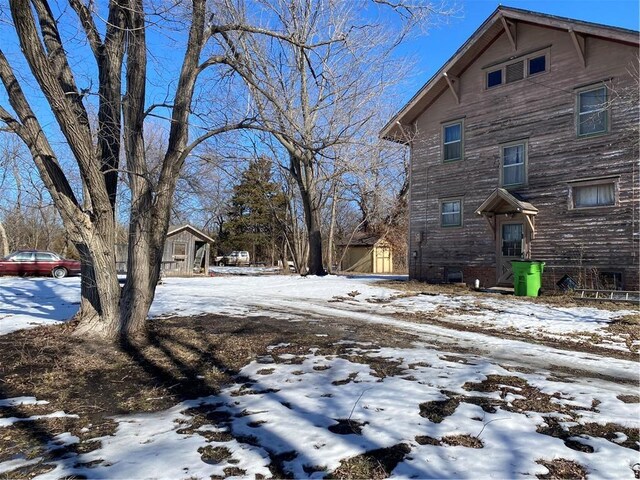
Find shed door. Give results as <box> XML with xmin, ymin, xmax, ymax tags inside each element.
<box><xmin>375</xmin><ymin>246</ymin><xmax>391</xmax><ymax>273</ymax></box>
<box><xmin>497</xmin><ymin>222</ymin><xmax>524</xmax><ymax>285</ymax></box>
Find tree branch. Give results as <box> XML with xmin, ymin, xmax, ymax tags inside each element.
<box><xmin>0</xmin><ymin>49</ymin><xmax>83</xmax><ymax>223</ymax></box>
<box><xmin>68</xmin><ymin>0</ymin><xmax>103</xmax><ymax>60</ymax></box>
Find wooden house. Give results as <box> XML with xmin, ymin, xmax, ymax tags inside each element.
<box><xmin>382</xmin><ymin>7</ymin><xmax>639</xmax><ymax>290</ymax></box>
<box><xmin>338</xmin><ymin>233</ymin><xmax>393</xmax><ymax>274</ymax></box>
<box><xmin>116</xmin><ymin>224</ymin><xmax>214</xmax><ymax>276</ymax></box>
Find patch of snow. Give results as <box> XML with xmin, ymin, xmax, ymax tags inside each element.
<box><xmin>0</xmin><ymin>411</ymin><xmax>79</xmax><ymax>428</ymax></box>
<box><xmin>0</xmin><ymin>397</ymin><xmax>49</xmax><ymax>407</ymax></box>
<box><xmin>0</xmin><ymin>277</ymin><xmax>79</xmax><ymax>335</ymax></box>
<box><xmin>266</xmin><ymin>343</ymin><xmax>291</xmax><ymax>351</ymax></box>
<box><xmin>0</xmin><ymin>458</ymin><xmax>42</xmax><ymax>475</ymax></box>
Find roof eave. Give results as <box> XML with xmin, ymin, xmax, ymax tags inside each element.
<box><xmin>380</xmin><ymin>7</ymin><xmax>504</xmax><ymax>141</ymax></box>
<box><xmin>167</xmin><ymin>224</ymin><xmax>216</xmax><ymax>244</ymax></box>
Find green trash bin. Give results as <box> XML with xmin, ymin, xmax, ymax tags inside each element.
<box><xmin>511</xmin><ymin>260</ymin><xmax>545</xmax><ymax>297</ymax></box>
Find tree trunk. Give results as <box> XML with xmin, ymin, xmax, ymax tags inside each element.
<box><xmin>0</xmin><ymin>222</ymin><xmax>8</xmax><ymax>257</ymax></box>
<box><xmin>301</xmin><ymin>189</ymin><xmax>325</xmax><ymax>276</ymax></box>
<box><xmin>290</xmin><ymin>153</ymin><xmax>326</xmax><ymax>276</ymax></box>
<box><xmin>326</xmin><ymin>183</ymin><xmax>337</xmax><ymax>274</ymax></box>
<box><xmin>73</xmin><ymin>239</ymin><xmax>122</xmax><ymax>339</ymax></box>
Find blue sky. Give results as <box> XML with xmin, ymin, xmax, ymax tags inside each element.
<box><xmin>399</xmin><ymin>0</ymin><xmax>640</xmax><ymax>101</ymax></box>
<box><xmin>1</xmin><ymin>0</ymin><xmax>637</xmax><ymax>156</ymax></box>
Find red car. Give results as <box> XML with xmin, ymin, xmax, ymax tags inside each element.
<box><xmin>0</xmin><ymin>250</ymin><xmax>81</xmax><ymax>278</ymax></box>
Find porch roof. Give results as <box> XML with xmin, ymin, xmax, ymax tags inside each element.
<box><xmin>475</xmin><ymin>188</ymin><xmax>538</xmax><ymax>216</ymax></box>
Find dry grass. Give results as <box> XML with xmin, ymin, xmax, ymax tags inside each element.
<box><xmin>618</xmin><ymin>394</ymin><xmax>640</xmax><ymax>403</ymax></box>
<box><xmin>328</xmin><ymin>419</ymin><xmax>367</xmax><ymax>435</ymax></box>
<box><xmin>327</xmin><ymin>444</ymin><xmax>410</xmax><ymax>479</ymax></box>
<box><xmin>380</xmin><ymin>281</ymin><xmax>640</xmax><ymax>359</ymax></box>
<box><xmin>441</xmin><ymin>434</ymin><xmax>483</xmax><ymax>448</ymax></box>
<box><xmin>536</xmin><ymin>458</ymin><xmax>587</xmax><ymax>479</ymax></box>
<box><xmin>378</xmin><ymin>278</ymin><xmax>640</xmax><ymax>312</ymax></box>
<box><xmin>198</xmin><ymin>445</ymin><xmax>232</xmax><ymax>464</ymax></box>
<box><xmin>537</xmin><ymin>417</ymin><xmax>639</xmax><ymax>452</ymax></box>
<box><xmin>463</xmin><ymin>375</ymin><xmax>571</xmax><ymax>415</ymax></box>
<box><xmin>342</xmin><ymin>354</ymin><xmax>404</xmax><ymax>378</ymax></box>
<box><xmin>419</xmin><ymin>397</ymin><xmax>460</xmax><ymax>423</ymax></box>
<box><xmin>606</xmin><ymin>313</ymin><xmax>640</xmax><ymax>353</ymax></box>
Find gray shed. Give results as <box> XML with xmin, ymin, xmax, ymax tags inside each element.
<box><xmin>116</xmin><ymin>224</ymin><xmax>214</xmax><ymax>276</ymax></box>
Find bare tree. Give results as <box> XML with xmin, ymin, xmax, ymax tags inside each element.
<box><xmin>213</xmin><ymin>0</ymin><xmax>451</xmax><ymax>275</ymax></box>
<box><xmin>0</xmin><ymin>0</ymin><xmax>449</xmax><ymax>340</ymax></box>
<box><xmin>0</xmin><ymin>0</ymin><xmax>258</xmax><ymax>340</ymax></box>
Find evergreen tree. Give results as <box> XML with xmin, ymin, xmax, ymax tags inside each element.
<box><xmin>224</xmin><ymin>158</ymin><xmax>287</xmax><ymax>264</ymax></box>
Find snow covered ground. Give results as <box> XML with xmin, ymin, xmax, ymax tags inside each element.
<box><xmin>0</xmin><ymin>274</ymin><xmax>638</xmax><ymax>479</ymax></box>
<box><xmin>1</xmin><ymin>274</ymin><xmax>635</xmax><ymax>353</ymax></box>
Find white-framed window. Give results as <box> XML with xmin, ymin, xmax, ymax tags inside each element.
<box><xmin>486</xmin><ymin>50</ymin><xmax>549</xmax><ymax>89</ymax></box>
<box><xmin>577</xmin><ymin>85</ymin><xmax>608</xmax><ymax>136</ymax></box>
<box><xmin>501</xmin><ymin>141</ymin><xmax>527</xmax><ymax>187</ymax></box>
<box><xmin>442</xmin><ymin>120</ymin><xmax>463</xmax><ymax>162</ymax></box>
<box><xmin>440</xmin><ymin>199</ymin><xmax>462</xmax><ymax>227</ymax></box>
<box><xmin>570</xmin><ymin>180</ymin><xmax>616</xmax><ymax>208</ymax></box>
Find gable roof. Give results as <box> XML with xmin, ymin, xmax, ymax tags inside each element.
<box><xmin>381</xmin><ymin>6</ymin><xmax>639</xmax><ymax>142</ymax></box>
<box><xmin>475</xmin><ymin>188</ymin><xmax>538</xmax><ymax>216</ymax></box>
<box><xmin>167</xmin><ymin>224</ymin><xmax>215</xmax><ymax>243</ymax></box>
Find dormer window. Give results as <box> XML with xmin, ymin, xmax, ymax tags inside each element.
<box><xmin>528</xmin><ymin>55</ymin><xmax>546</xmax><ymax>75</ymax></box>
<box><xmin>485</xmin><ymin>49</ymin><xmax>549</xmax><ymax>89</ymax></box>
<box><xmin>487</xmin><ymin>69</ymin><xmax>503</xmax><ymax>88</ymax></box>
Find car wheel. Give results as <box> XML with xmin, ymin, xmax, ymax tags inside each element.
<box><xmin>52</xmin><ymin>267</ymin><xmax>68</xmax><ymax>279</ymax></box>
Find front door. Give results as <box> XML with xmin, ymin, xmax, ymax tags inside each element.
<box><xmin>497</xmin><ymin>221</ymin><xmax>524</xmax><ymax>285</ymax></box>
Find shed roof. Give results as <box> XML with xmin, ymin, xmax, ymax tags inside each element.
<box><xmin>381</xmin><ymin>6</ymin><xmax>639</xmax><ymax>142</ymax></box>
<box><xmin>166</xmin><ymin>225</ymin><xmax>215</xmax><ymax>244</ymax></box>
<box><xmin>337</xmin><ymin>232</ymin><xmax>387</xmax><ymax>247</ymax></box>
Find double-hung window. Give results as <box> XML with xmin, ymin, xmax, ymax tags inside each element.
<box><xmin>442</xmin><ymin>120</ymin><xmax>463</xmax><ymax>162</ymax></box>
<box><xmin>501</xmin><ymin>141</ymin><xmax>527</xmax><ymax>187</ymax></box>
<box><xmin>441</xmin><ymin>199</ymin><xmax>462</xmax><ymax>227</ymax></box>
<box><xmin>577</xmin><ymin>85</ymin><xmax>608</xmax><ymax>136</ymax></box>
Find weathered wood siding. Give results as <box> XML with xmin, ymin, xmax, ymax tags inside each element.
<box><xmin>409</xmin><ymin>23</ymin><xmax>639</xmax><ymax>289</ymax></box>
<box><xmin>163</xmin><ymin>230</ymin><xmax>195</xmax><ymax>275</ymax></box>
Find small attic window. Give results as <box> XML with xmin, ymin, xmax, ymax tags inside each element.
<box><xmin>487</xmin><ymin>69</ymin><xmax>502</xmax><ymax>88</ymax></box>
<box><xmin>485</xmin><ymin>49</ymin><xmax>549</xmax><ymax>90</ymax></box>
<box><xmin>528</xmin><ymin>55</ymin><xmax>546</xmax><ymax>75</ymax></box>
